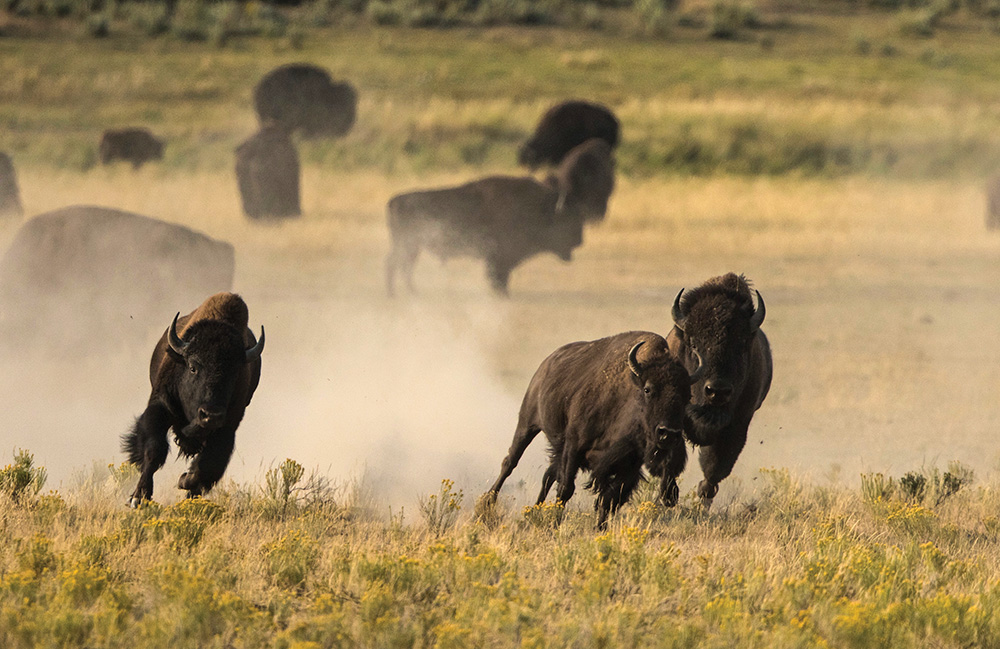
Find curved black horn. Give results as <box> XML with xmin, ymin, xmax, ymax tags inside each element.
<box><xmin>750</xmin><ymin>290</ymin><xmax>765</xmax><ymax>331</ymax></box>
<box><xmin>245</xmin><ymin>326</ymin><xmax>265</xmax><ymax>363</ymax></box>
<box><xmin>627</xmin><ymin>341</ymin><xmax>644</xmax><ymax>378</ymax></box>
<box><xmin>167</xmin><ymin>313</ymin><xmax>188</xmax><ymax>356</ymax></box>
<box><xmin>671</xmin><ymin>289</ymin><xmax>686</xmax><ymax>330</ymax></box>
<box><xmin>688</xmin><ymin>348</ymin><xmax>706</xmax><ymax>385</ymax></box>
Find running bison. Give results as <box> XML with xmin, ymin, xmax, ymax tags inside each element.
<box><xmin>665</xmin><ymin>273</ymin><xmax>772</xmax><ymax>510</ymax></box>
<box><xmin>484</xmin><ymin>332</ymin><xmax>702</xmax><ymax>528</ymax></box>
<box><xmin>123</xmin><ymin>292</ymin><xmax>264</xmax><ymax>507</ymax></box>
<box><xmin>0</xmin><ymin>206</ymin><xmax>234</xmax><ymax>353</ymax></box>
<box><xmin>518</xmin><ymin>100</ymin><xmax>620</xmax><ymax>169</ymax></box>
<box><xmin>253</xmin><ymin>63</ymin><xmax>357</xmax><ymax>139</ymax></box>
<box><xmin>386</xmin><ymin>138</ymin><xmax>615</xmax><ymax>296</ymax></box>
<box><xmin>987</xmin><ymin>175</ymin><xmax>1000</xmax><ymax>230</ymax></box>
<box><xmin>99</xmin><ymin>128</ymin><xmax>165</xmax><ymax>169</ymax></box>
<box><xmin>0</xmin><ymin>152</ymin><xmax>23</xmax><ymax>218</ymax></box>
<box><xmin>235</xmin><ymin>125</ymin><xmax>301</xmax><ymax>220</ymax></box>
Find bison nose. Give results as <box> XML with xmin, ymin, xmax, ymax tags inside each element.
<box><xmin>704</xmin><ymin>381</ymin><xmax>733</xmax><ymax>404</ymax></box>
<box><xmin>197</xmin><ymin>407</ymin><xmax>224</xmax><ymax>427</ymax></box>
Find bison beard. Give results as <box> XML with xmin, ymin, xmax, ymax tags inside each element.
<box><xmin>666</xmin><ymin>273</ymin><xmax>773</xmax><ymax>510</ymax></box>
<box><xmin>483</xmin><ymin>331</ymin><xmax>699</xmax><ymax>528</ymax></box>
<box><xmin>122</xmin><ymin>293</ymin><xmax>264</xmax><ymax>507</ymax></box>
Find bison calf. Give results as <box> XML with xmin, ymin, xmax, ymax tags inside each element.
<box><xmin>666</xmin><ymin>273</ymin><xmax>772</xmax><ymax>510</ymax></box>
<box><xmin>386</xmin><ymin>138</ymin><xmax>614</xmax><ymax>296</ymax></box>
<box><xmin>518</xmin><ymin>100</ymin><xmax>620</xmax><ymax>169</ymax></box>
<box><xmin>99</xmin><ymin>128</ymin><xmax>164</xmax><ymax>169</ymax></box>
<box><xmin>235</xmin><ymin>125</ymin><xmax>301</xmax><ymax>220</ymax></box>
<box><xmin>123</xmin><ymin>292</ymin><xmax>264</xmax><ymax>507</ymax></box>
<box><xmin>484</xmin><ymin>332</ymin><xmax>701</xmax><ymax>528</ymax></box>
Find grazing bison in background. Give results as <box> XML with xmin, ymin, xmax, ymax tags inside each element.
<box><xmin>123</xmin><ymin>292</ymin><xmax>264</xmax><ymax>507</ymax></box>
<box><xmin>484</xmin><ymin>332</ymin><xmax>701</xmax><ymax>528</ymax></box>
<box><xmin>518</xmin><ymin>100</ymin><xmax>620</xmax><ymax>169</ymax></box>
<box><xmin>0</xmin><ymin>206</ymin><xmax>234</xmax><ymax>353</ymax></box>
<box><xmin>235</xmin><ymin>125</ymin><xmax>301</xmax><ymax>220</ymax></box>
<box><xmin>666</xmin><ymin>273</ymin><xmax>772</xmax><ymax>511</ymax></box>
<box><xmin>254</xmin><ymin>63</ymin><xmax>357</xmax><ymax>139</ymax></box>
<box><xmin>386</xmin><ymin>138</ymin><xmax>615</xmax><ymax>296</ymax></box>
<box><xmin>0</xmin><ymin>152</ymin><xmax>23</xmax><ymax>218</ymax></box>
<box><xmin>99</xmin><ymin>128</ymin><xmax>165</xmax><ymax>169</ymax></box>
<box><xmin>987</xmin><ymin>175</ymin><xmax>1000</xmax><ymax>230</ymax></box>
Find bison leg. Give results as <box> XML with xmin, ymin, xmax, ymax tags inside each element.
<box><xmin>386</xmin><ymin>241</ymin><xmax>420</xmax><ymax>297</ymax></box>
<box><xmin>536</xmin><ymin>463</ymin><xmax>557</xmax><ymax>504</ymax></box>
<box><xmin>696</xmin><ymin>424</ymin><xmax>748</xmax><ymax>511</ymax></box>
<box><xmin>554</xmin><ymin>449</ymin><xmax>581</xmax><ymax>507</ymax></box>
<box><xmin>122</xmin><ymin>403</ymin><xmax>172</xmax><ymax>508</ymax></box>
<box><xmin>485</xmin><ymin>257</ymin><xmax>513</xmax><ymax>296</ymax></box>
<box><xmin>178</xmin><ymin>427</ymin><xmax>236</xmax><ymax>497</ymax></box>
<box><xmin>484</xmin><ymin>424</ymin><xmax>541</xmax><ymax>504</ymax></box>
<box><xmin>653</xmin><ymin>434</ymin><xmax>688</xmax><ymax>508</ymax></box>
<box><xmin>595</xmin><ymin>465</ymin><xmax>642</xmax><ymax>530</ymax></box>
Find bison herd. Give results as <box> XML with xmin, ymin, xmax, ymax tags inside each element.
<box><xmin>7</xmin><ymin>58</ymin><xmax>988</xmax><ymax>528</ymax></box>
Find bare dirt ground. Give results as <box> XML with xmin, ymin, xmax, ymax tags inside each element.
<box><xmin>1</xmin><ymin>166</ymin><xmax>998</xmax><ymax>509</ymax></box>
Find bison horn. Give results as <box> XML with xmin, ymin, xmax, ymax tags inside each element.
<box><xmin>688</xmin><ymin>348</ymin><xmax>706</xmax><ymax>385</ymax></box>
<box><xmin>750</xmin><ymin>290</ymin><xmax>766</xmax><ymax>331</ymax></box>
<box><xmin>671</xmin><ymin>289</ymin><xmax>686</xmax><ymax>331</ymax></box>
<box><xmin>627</xmin><ymin>341</ymin><xmax>644</xmax><ymax>378</ymax></box>
<box><xmin>245</xmin><ymin>326</ymin><xmax>265</xmax><ymax>363</ymax></box>
<box><xmin>167</xmin><ymin>312</ymin><xmax>189</xmax><ymax>357</ymax></box>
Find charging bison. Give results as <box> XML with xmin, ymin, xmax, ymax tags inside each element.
<box><xmin>666</xmin><ymin>273</ymin><xmax>772</xmax><ymax>510</ymax></box>
<box><xmin>99</xmin><ymin>128</ymin><xmax>165</xmax><ymax>169</ymax></box>
<box><xmin>0</xmin><ymin>206</ymin><xmax>234</xmax><ymax>354</ymax></box>
<box><xmin>386</xmin><ymin>138</ymin><xmax>615</xmax><ymax>296</ymax></box>
<box><xmin>123</xmin><ymin>292</ymin><xmax>264</xmax><ymax>507</ymax></box>
<box><xmin>253</xmin><ymin>63</ymin><xmax>357</xmax><ymax>139</ymax></box>
<box><xmin>484</xmin><ymin>332</ymin><xmax>701</xmax><ymax>528</ymax></box>
<box><xmin>0</xmin><ymin>152</ymin><xmax>23</xmax><ymax>218</ymax></box>
<box><xmin>518</xmin><ymin>100</ymin><xmax>620</xmax><ymax>169</ymax></box>
<box><xmin>235</xmin><ymin>125</ymin><xmax>301</xmax><ymax>220</ymax></box>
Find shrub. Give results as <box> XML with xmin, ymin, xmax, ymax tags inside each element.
<box><xmin>635</xmin><ymin>0</ymin><xmax>676</xmax><ymax>36</ymax></box>
<box><xmin>263</xmin><ymin>529</ymin><xmax>319</xmax><ymax>590</ymax></box>
<box><xmin>418</xmin><ymin>479</ymin><xmax>463</xmax><ymax>535</ymax></box>
<box><xmin>0</xmin><ymin>449</ymin><xmax>47</xmax><ymax>503</ymax></box>
<box><xmin>709</xmin><ymin>0</ymin><xmax>758</xmax><ymax>39</ymax></box>
<box><xmin>263</xmin><ymin>458</ymin><xmax>306</xmax><ymax>518</ymax></box>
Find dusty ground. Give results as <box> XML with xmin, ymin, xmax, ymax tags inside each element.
<box><xmin>1</xmin><ymin>165</ymin><xmax>998</xmax><ymax>510</ymax></box>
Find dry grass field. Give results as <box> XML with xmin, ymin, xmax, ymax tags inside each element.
<box><xmin>2</xmin><ymin>9</ymin><xmax>1000</xmax><ymax>647</ymax></box>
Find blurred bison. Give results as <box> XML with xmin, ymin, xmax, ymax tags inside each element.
<box><xmin>386</xmin><ymin>138</ymin><xmax>615</xmax><ymax>296</ymax></box>
<box><xmin>0</xmin><ymin>152</ymin><xmax>22</xmax><ymax>218</ymax></box>
<box><xmin>666</xmin><ymin>273</ymin><xmax>773</xmax><ymax>510</ymax></box>
<box><xmin>484</xmin><ymin>332</ymin><xmax>700</xmax><ymax>528</ymax></box>
<box><xmin>518</xmin><ymin>100</ymin><xmax>620</xmax><ymax>169</ymax></box>
<box><xmin>987</xmin><ymin>175</ymin><xmax>1000</xmax><ymax>230</ymax></box>
<box><xmin>99</xmin><ymin>128</ymin><xmax>165</xmax><ymax>169</ymax></box>
<box><xmin>0</xmin><ymin>206</ymin><xmax>234</xmax><ymax>353</ymax></box>
<box><xmin>235</xmin><ymin>125</ymin><xmax>301</xmax><ymax>220</ymax></box>
<box><xmin>123</xmin><ymin>292</ymin><xmax>264</xmax><ymax>506</ymax></box>
<box><xmin>254</xmin><ymin>64</ymin><xmax>357</xmax><ymax>139</ymax></box>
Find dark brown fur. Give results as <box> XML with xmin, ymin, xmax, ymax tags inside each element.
<box><xmin>123</xmin><ymin>292</ymin><xmax>263</xmax><ymax>506</ymax></box>
<box><xmin>235</xmin><ymin>125</ymin><xmax>301</xmax><ymax>220</ymax></box>
<box><xmin>385</xmin><ymin>139</ymin><xmax>615</xmax><ymax>296</ymax></box>
<box><xmin>666</xmin><ymin>273</ymin><xmax>773</xmax><ymax>509</ymax></box>
<box><xmin>99</xmin><ymin>128</ymin><xmax>164</xmax><ymax>169</ymax></box>
<box><xmin>484</xmin><ymin>331</ymin><xmax>693</xmax><ymax>528</ymax></box>
<box><xmin>253</xmin><ymin>64</ymin><xmax>357</xmax><ymax>139</ymax></box>
<box><xmin>518</xmin><ymin>100</ymin><xmax>620</xmax><ymax>169</ymax></box>
<box><xmin>986</xmin><ymin>175</ymin><xmax>1000</xmax><ymax>230</ymax></box>
<box><xmin>0</xmin><ymin>152</ymin><xmax>23</xmax><ymax>218</ymax></box>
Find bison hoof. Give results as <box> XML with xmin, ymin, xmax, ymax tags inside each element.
<box><xmin>128</xmin><ymin>496</ymin><xmax>142</xmax><ymax>509</ymax></box>
<box><xmin>662</xmin><ymin>481</ymin><xmax>680</xmax><ymax>508</ymax></box>
<box><xmin>177</xmin><ymin>472</ymin><xmax>199</xmax><ymax>490</ymax></box>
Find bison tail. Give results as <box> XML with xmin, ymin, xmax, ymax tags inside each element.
<box><xmin>121</xmin><ymin>422</ymin><xmax>144</xmax><ymax>466</ymax></box>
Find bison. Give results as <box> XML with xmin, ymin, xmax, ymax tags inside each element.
<box><xmin>235</xmin><ymin>125</ymin><xmax>301</xmax><ymax>220</ymax></box>
<box><xmin>518</xmin><ymin>100</ymin><xmax>620</xmax><ymax>169</ymax></box>
<box><xmin>99</xmin><ymin>128</ymin><xmax>165</xmax><ymax>169</ymax></box>
<box><xmin>386</xmin><ymin>138</ymin><xmax>615</xmax><ymax>296</ymax></box>
<box><xmin>0</xmin><ymin>152</ymin><xmax>23</xmax><ymax>218</ymax></box>
<box><xmin>987</xmin><ymin>175</ymin><xmax>1000</xmax><ymax>230</ymax></box>
<box><xmin>123</xmin><ymin>292</ymin><xmax>264</xmax><ymax>507</ymax></box>
<box><xmin>665</xmin><ymin>273</ymin><xmax>772</xmax><ymax>510</ymax></box>
<box><xmin>484</xmin><ymin>332</ymin><xmax>702</xmax><ymax>528</ymax></box>
<box><xmin>253</xmin><ymin>63</ymin><xmax>357</xmax><ymax>139</ymax></box>
<box><xmin>0</xmin><ymin>206</ymin><xmax>234</xmax><ymax>354</ymax></box>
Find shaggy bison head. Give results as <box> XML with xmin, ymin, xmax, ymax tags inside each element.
<box><xmin>670</xmin><ymin>274</ymin><xmax>764</xmax><ymax>439</ymax></box>
<box><xmin>167</xmin><ymin>315</ymin><xmax>264</xmax><ymax>433</ymax></box>
<box><xmin>627</xmin><ymin>340</ymin><xmax>702</xmax><ymax>456</ymax></box>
